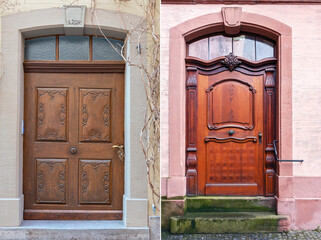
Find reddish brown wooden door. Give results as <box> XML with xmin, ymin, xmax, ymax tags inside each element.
<box><xmin>24</xmin><ymin>71</ymin><xmax>124</xmax><ymax>220</ymax></box>
<box><xmin>185</xmin><ymin>57</ymin><xmax>277</xmax><ymax>197</ymax></box>
<box><xmin>197</xmin><ymin>71</ymin><xmax>264</xmax><ymax>195</ymax></box>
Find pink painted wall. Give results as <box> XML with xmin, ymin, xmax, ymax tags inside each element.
<box><xmin>160</xmin><ymin>4</ymin><xmax>321</xmax><ymax>229</ymax></box>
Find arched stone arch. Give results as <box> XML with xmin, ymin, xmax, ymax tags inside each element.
<box><xmin>0</xmin><ymin>8</ymin><xmax>148</xmax><ymax>227</ymax></box>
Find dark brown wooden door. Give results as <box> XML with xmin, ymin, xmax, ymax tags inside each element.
<box><xmin>24</xmin><ymin>72</ymin><xmax>124</xmax><ymax>220</ymax></box>
<box><xmin>196</xmin><ymin>71</ymin><xmax>264</xmax><ymax>196</ymax></box>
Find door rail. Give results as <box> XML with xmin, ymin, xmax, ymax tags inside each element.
<box><xmin>273</xmin><ymin>140</ymin><xmax>304</xmax><ymax>162</ymax></box>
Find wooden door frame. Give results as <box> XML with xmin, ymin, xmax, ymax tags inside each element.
<box><xmin>185</xmin><ymin>55</ymin><xmax>277</xmax><ymax>196</ymax></box>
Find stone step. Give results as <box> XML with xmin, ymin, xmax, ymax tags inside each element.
<box><xmin>186</xmin><ymin>196</ymin><xmax>276</xmax><ymax>212</ymax></box>
<box><xmin>170</xmin><ymin>212</ymin><xmax>289</xmax><ymax>234</ymax></box>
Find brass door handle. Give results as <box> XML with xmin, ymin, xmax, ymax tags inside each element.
<box><xmin>112</xmin><ymin>144</ymin><xmax>124</xmax><ymax>149</ymax></box>
<box><xmin>113</xmin><ymin>144</ymin><xmax>124</xmax><ymax>161</ymax></box>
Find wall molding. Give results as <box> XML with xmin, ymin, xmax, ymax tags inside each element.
<box><xmin>162</xmin><ymin>0</ymin><xmax>321</xmax><ymax>4</ymax></box>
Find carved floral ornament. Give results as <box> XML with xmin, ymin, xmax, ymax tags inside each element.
<box><xmin>221</xmin><ymin>53</ymin><xmax>242</xmax><ymax>71</ymax></box>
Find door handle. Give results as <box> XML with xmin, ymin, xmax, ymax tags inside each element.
<box><xmin>228</xmin><ymin>130</ymin><xmax>235</xmax><ymax>136</ymax></box>
<box><xmin>113</xmin><ymin>144</ymin><xmax>124</xmax><ymax>161</ymax></box>
<box><xmin>258</xmin><ymin>132</ymin><xmax>263</xmax><ymax>144</ymax></box>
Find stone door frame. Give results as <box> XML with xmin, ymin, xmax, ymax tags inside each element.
<box><xmin>0</xmin><ymin>8</ymin><xmax>148</xmax><ymax>227</ymax></box>
<box><xmin>164</xmin><ymin>7</ymin><xmax>294</xmax><ymax>224</ymax></box>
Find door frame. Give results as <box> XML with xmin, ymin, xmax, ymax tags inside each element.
<box><xmin>185</xmin><ymin>54</ymin><xmax>277</xmax><ymax>196</ymax></box>
<box><xmin>163</xmin><ymin>9</ymin><xmax>293</xmax><ymax>203</ymax></box>
<box><xmin>0</xmin><ymin>8</ymin><xmax>149</xmax><ymax>227</ymax></box>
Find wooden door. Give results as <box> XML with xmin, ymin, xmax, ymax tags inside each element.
<box><xmin>198</xmin><ymin>71</ymin><xmax>264</xmax><ymax>195</ymax></box>
<box><xmin>24</xmin><ymin>69</ymin><xmax>124</xmax><ymax>220</ymax></box>
<box><xmin>185</xmin><ymin>56</ymin><xmax>277</xmax><ymax>196</ymax></box>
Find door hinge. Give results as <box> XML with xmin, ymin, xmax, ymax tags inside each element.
<box><xmin>21</xmin><ymin>120</ymin><xmax>25</xmax><ymax>135</ymax></box>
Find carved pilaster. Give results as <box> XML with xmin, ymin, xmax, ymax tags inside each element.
<box><xmin>264</xmin><ymin>68</ymin><xmax>276</xmax><ymax>196</ymax></box>
<box><xmin>186</xmin><ymin>67</ymin><xmax>198</xmax><ymax>196</ymax></box>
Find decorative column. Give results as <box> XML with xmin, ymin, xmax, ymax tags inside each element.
<box><xmin>264</xmin><ymin>68</ymin><xmax>276</xmax><ymax>196</ymax></box>
<box><xmin>186</xmin><ymin>67</ymin><xmax>198</xmax><ymax>196</ymax></box>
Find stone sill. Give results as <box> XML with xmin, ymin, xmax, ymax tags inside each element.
<box><xmin>0</xmin><ymin>220</ymin><xmax>149</xmax><ymax>230</ymax></box>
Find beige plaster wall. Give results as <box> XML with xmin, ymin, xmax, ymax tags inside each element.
<box><xmin>160</xmin><ymin>4</ymin><xmax>321</xmax><ymax>183</ymax></box>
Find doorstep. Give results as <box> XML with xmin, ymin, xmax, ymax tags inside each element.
<box><xmin>0</xmin><ymin>220</ymin><xmax>149</xmax><ymax>240</ymax></box>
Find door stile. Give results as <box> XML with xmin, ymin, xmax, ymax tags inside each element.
<box><xmin>264</xmin><ymin>68</ymin><xmax>276</xmax><ymax>196</ymax></box>
<box><xmin>186</xmin><ymin>67</ymin><xmax>198</xmax><ymax>196</ymax></box>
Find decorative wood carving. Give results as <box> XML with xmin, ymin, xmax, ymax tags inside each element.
<box><xmin>80</xmin><ymin>89</ymin><xmax>111</xmax><ymax>142</ymax></box>
<box><xmin>80</xmin><ymin>160</ymin><xmax>111</xmax><ymax>205</ymax></box>
<box><xmin>186</xmin><ymin>67</ymin><xmax>198</xmax><ymax>196</ymax></box>
<box><xmin>264</xmin><ymin>68</ymin><xmax>276</xmax><ymax>196</ymax></box>
<box><xmin>221</xmin><ymin>7</ymin><xmax>242</xmax><ymax>35</ymax></box>
<box><xmin>206</xmin><ymin>79</ymin><xmax>256</xmax><ymax>130</ymax></box>
<box><xmin>186</xmin><ymin>57</ymin><xmax>274</xmax><ymax>196</ymax></box>
<box><xmin>221</xmin><ymin>53</ymin><xmax>242</xmax><ymax>71</ymax></box>
<box><xmin>37</xmin><ymin>88</ymin><xmax>68</xmax><ymax>141</ymax></box>
<box><xmin>204</xmin><ymin>136</ymin><xmax>258</xmax><ymax>143</ymax></box>
<box><xmin>36</xmin><ymin>159</ymin><xmax>67</xmax><ymax>204</ymax></box>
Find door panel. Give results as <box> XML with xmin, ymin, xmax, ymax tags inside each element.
<box><xmin>24</xmin><ymin>72</ymin><xmax>124</xmax><ymax>220</ymax></box>
<box><xmin>197</xmin><ymin>71</ymin><xmax>264</xmax><ymax>196</ymax></box>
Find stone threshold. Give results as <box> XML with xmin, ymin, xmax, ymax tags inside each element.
<box><xmin>0</xmin><ymin>221</ymin><xmax>149</xmax><ymax>240</ymax></box>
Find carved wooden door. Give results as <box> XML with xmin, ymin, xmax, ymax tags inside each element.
<box><xmin>24</xmin><ymin>70</ymin><xmax>124</xmax><ymax>220</ymax></box>
<box><xmin>186</xmin><ymin>56</ymin><xmax>277</xmax><ymax>196</ymax></box>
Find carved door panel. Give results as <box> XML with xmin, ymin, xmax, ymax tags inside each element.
<box><xmin>24</xmin><ymin>72</ymin><xmax>124</xmax><ymax>220</ymax></box>
<box><xmin>197</xmin><ymin>71</ymin><xmax>264</xmax><ymax>195</ymax></box>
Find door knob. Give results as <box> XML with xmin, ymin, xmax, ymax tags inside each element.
<box><xmin>113</xmin><ymin>144</ymin><xmax>124</xmax><ymax>161</ymax></box>
<box><xmin>228</xmin><ymin>130</ymin><xmax>235</xmax><ymax>136</ymax></box>
<box><xmin>70</xmin><ymin>146</ymin><xmax>78</xmax><ymax>154</ymax></box>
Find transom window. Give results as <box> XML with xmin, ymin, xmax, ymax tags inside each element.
<box><xmin>188</xmin><ymin>34</ymin><xmax>275</xmax><ymax>61</ymax></box>
<box><xmin>25</xmin><ymin>35</ymin><xmax>124</xmax><ymax>61</ymax></box>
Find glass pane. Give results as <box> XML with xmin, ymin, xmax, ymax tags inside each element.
<box><xmin>233</xmin><ymin>35</ymin><xmax>255</xmax><ymax>61</ymax></box>
<box><xmin>256</xmin><ymin>37</ymin><xmax>274</xmax><ymax>61</ymax></box>
<box><xmin>188</xmin><ymin>38</ymin><xmax>208</xmax><ymax>60</ymax></box>
<box><xmin>25</xmin><ymin>37</ymin><xmax>56</xmax><ymax>61</ymax></box>
<box><xmin>209</xmin><ymin>35</ymin><xmax>232</xmax><ymax>59</ymax></box>
<box><xmin>59</xmin><ymin>36</ymin><xmax>89</xmax><ymax>61</ymax></box>
<box><xmin>92</xmin><ymin>37</ymin><xmax>124</xmax><ymax>61</ymax></box>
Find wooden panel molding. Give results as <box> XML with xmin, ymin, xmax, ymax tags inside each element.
<box><xmin>206</xmin><ymin>79</ymin><xmax>256</xmax><ymax>130</ymax></box>
<box><xmin>36</xmin><ymin>159</ymin><xmax>67</xmax><ymax>204</ymax></box>
<box><xmin>80</xmin><ymin>160</ymin><xmax>111</xmax><ymax>205</ymax></box>
<box><xmin>80</xmin><ymin>89</ymin><xmax>112</xmax><ymax>142</ymax></box>
<box><xmin>204</xmin><ymin>136</ymin><xmax>258</xmax><ymax>143</ymax></box>
<box><xmin>24</xmin><ymin>62</ymin><xmax>125</xmax><ymax>73</ymax></box>
<box><xmin>37</xmin><ymin>88</ymin><xmax>68</xmax><ymax>141</ymax></box>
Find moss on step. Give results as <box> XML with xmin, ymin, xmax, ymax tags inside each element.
<box><xmin>170</xmin><ymin>212</ymin><xmax>287</xmax><ymax>234</ymax></box>
<box><xmin>186</xmin><ymin>196</ymin><xmax>275</xmax><ymax>212</ymax></box>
